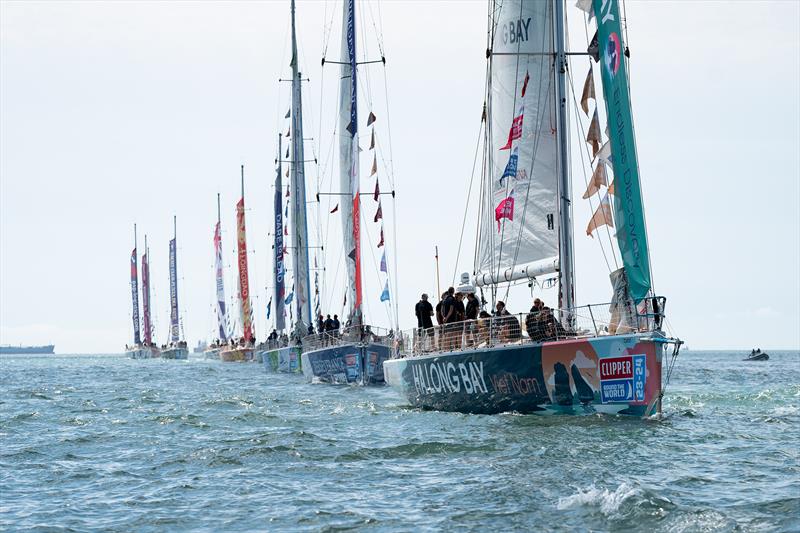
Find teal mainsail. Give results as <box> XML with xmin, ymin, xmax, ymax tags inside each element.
<box><xmin>593</xmin><ymin>0</ymin><xmax>652</xmax><ymax>302</ymax></box>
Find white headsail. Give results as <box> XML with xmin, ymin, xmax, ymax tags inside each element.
<box><xmin>476</xmin><ymin>0</ymin><xmax>560</xmax><ymax>286</ymax></box>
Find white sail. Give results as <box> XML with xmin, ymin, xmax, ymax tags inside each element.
<box><xmin>476</xmin><ymin>0</ymin><xmax>560</xmax><ymax>285</ymax></box>
<box><xmin>338</xmin><ymin>0</ymin><xmax>359</xmax><ymax>323</ymax></box>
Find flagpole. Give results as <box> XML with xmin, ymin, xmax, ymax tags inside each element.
<box><xmin>435</xmin><ymin>245</ymin><xmax>441</xmax><ymax>299</ymax></box>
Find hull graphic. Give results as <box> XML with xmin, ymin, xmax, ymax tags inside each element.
<box><xmin>263</xmin><ymin>346</ymin><xmax>302</xmax><ymax>373</ymax></box>
<box><xmin>383</xmin><ymin>334</ymin><xmax>664</xmax><ymax>417</ymax></box>
<box><xmin>301</xmin><ymin>343</ymin><xmax>391</xmax><ymax>385</ymax></box>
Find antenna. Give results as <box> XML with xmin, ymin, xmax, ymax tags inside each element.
<box><xmin>241</xmin><ymin>164</ymin><xmax>245</xmax><ymax>199</ymax></box>
<box><xmin>217</xmin><ymin>193</ymin><xmax>221</xmax><ymax>224</ymax></box>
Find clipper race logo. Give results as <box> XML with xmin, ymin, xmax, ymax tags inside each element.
<box><xmin>604</xmin><ymin>32</ymin><xmax>621</xmax><ymax>79</ymax></box>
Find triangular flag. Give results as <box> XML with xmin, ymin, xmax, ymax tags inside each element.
<box><xmin>284</xmin><ymin>292</ymin><xmax>294</xmax><ymax>305</ymax></box>
<box><xmin>586</xmin><ymin>193</ymin><xmax>614</xmax><ymax>237</ymax></box>
<box><xmin>285</xmin><ymin>168</ymin><xmax>289</xmax><ymax>177</ymax></box>
<box><xmin>286</xmin><ymin>185</ymin><xmax>290</xmax><ymax>197</ymax></box>
<box><xmin>285</xmin><ymin>109</ymin><xmax>291</xmax><ymax>119</ymax></box>
<box><xmin>377</xmin><ymin>226</ymin><xmax>384</xmax><ymax>248</ymax></box>
<box><xmin>499</xmin><ymin>146</ymin><xmax>519</xmax><ymax>186</ymax></box>
<box><xmin>575</xmin><ymin>0</ymin><xmax>594</xmax><ymax>20</ymax></box>
<box><xmin>284</xmin><ymin>225</ymin><xmax>288</xmax><ymax>236</ymax></box>
<box><xmin>580</xmin><ymin>66</ymin><xmax>595</xmax><ymax>116</ymax></box>
<box><xmin>284</xmin><ymin>201</ymin><xmax>288</xmax><ymax>217</ymax></box>
<box><xmin>608</xmin><ymin>180</ymin><xmax>616</xmax><ymax>196</ymax></box>
<box><xmin>285</xmin><ymin>146</ymin><xmax>289</xmax><ymax>158</ymax></box>
<box><xmin>286</xmin><ymin>128</ymin><xmax>290</xmax><ymax>138</ymax></box>
<box><xmin>596</xmin><ymin>140</ymin><xmax>612</xmax><ymax>165</ymax></box>
<box><xmin>343</xmin><ymin>291</ymin><xmax>347</xmax><ymax>306</ymax></box>
<box><xmin>521</xmin><ymin>70</ymin><xmax>530</xmax><ymax>98</ymax></box>
<box><xmin>380</xmin><ymin>251</ymin><xmax>387</xmax><ymax>273</ymax></box>
<box><xmin>370</xmin><ymin>155</ymin><xmax>377</xmax><ymax>176</ymax></box>
<box><xmin>348</xmin><ymin>248</ymin><xmax>356</xmax><ymax>261</ymax></box>
<box><xmin>369</xmin><ymin>129</ymin><xmax>375</xmax><ymax>150</ymax></box>
<box><xmin>588</xmin><ymin>30</ymin><xmax>600</xmax><ymax>63</ymax></box>
<box><xmin>582</xmin><ymin>163</ymin><xmax>608</xmax><ymax>199</ymax></box>
<box><xmin>373</xmin><ymin>179</ymin><xmax>380</xmax><ymax>201</ymax></box>
<box><xmin>346</xmin><ymin>120</ymin><xmax>355</xmax><ymax>135</ymax></box>
<box><xmin>367</xmin><ymin>111</ymin><xmax>376</xmax><ymax>126</ymax></box>
<box><xmin>500</xmin><ymin>106</ymin><xmax>524</xmax><ymax>150</ymax></box>
<box><xmin>586</xmin><ymin>108</ymin><xmax>602</xmax><ymax>158</ymax></box>
<box><xmin>373</xmin><ymin>202</ymin><xmax>382</xmax><ymax>223</ymax></box>
<box><xmin>330</xmin><ymin>203</ymin><xmax>339</xmax><ymax>214</ymax></box>
<box><xmin>380</xmin><ymin>281</ymin><xmax>390</xmax><ymax>302</ymax></box>
<box><xmin>266</xmin><ymin>297</ymin><xmax>272</xmax><ymax>320</ymax></box>
<box><xmin>495</xmin><ymin>193</ymin><xmax>515</xmax><ymax>231</ymax></box>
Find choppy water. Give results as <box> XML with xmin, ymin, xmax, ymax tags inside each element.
<box><xmin>1</xmin><ymin>350</ymin><xmax>798</xmax><ymax>532</ymax></box>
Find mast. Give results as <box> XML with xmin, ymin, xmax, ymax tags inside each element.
<box><xmin>274</xmin><ymin>133</ymin><xmax>286</xmax><ymax>332</ymax></box>
<box><xmin>237</xmin><ymin>164</ymin><xmax>254</xmax><ymax>342</ymax></box>
<box><xmin>169</xmin><ymin>215</ymin><xmax>180</xmax><ymax>343</ymax></box>
<box><xmin>554</xmin><ymin>0</ymin><xmax>575</xmax><ymax>319</ymax></box>
<box><xmin>142</xmin><ymin>234</ymin><xmax>152</xmax><ymax>345</ymax></box>
<box><xmin>131</xmin><ymin>224</ymin><xmax>141</xmax><ymax>346</ymax></box>
<box><xmin>289</xmin><ymin>0</ymin><xmax>313</xmax><ymax>331</ymax></box>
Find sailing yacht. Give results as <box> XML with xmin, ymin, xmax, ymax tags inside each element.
<box><xmin>204</xmin><ymin>194</ymin><xmax>228</xmax><ymax>360</ymax></box>
<box><xmin>220</xmin><ymin>166</ymin><xmax>256</xmax><ymax>362</ymax></box>
<box><xmin>125</xmin><ymin>224</ymin><xmax>149</xmax><ymax>359</ymax></box>
<box><xmin>262</xmin><ymin>129</ymin><xmax>301</xmax><ymax>373</ymax></box>
<box><xmin>161</xmin><ymin>216</ymin><xmax>189</xmax><ymax>360</ymax></box>
<box><xmin>298</xmin><ymin>0</ymin><xmax>394</xmax><ymax>385</ymax></box>
<box><xmin>383</xmin><ymin>0</ymin><xmax>681</xmax><ymax>416</ymax></box>
<box><xmin>140</xmin><ymin>234</ymin><xmax>160</xmax><ymax>358</ymax></box>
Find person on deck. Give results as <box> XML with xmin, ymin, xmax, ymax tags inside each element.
<box><xmin>332</xmin><ymin>315</ymin><xmax>341</xmax><ymax>337</ymax></box>
<box><xmin>415</xmin><ymin>293</ymin><xmax>434</xmax><ymax>351</ymax></box>
<box><xmin>525</xmin><ymin>298</ymin><xmax>545</xmax><ymax>342</ymax></box>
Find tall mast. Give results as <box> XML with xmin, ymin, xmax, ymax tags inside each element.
<box><xmin>131</xmin><ymin>223</ymin><xmax>141</xmax><ymax>346</ymax></box>
<box><xmin>217</xmin><ymin>192</ymin><xmax>221</xmax><ymax>225</ymax></box>
<box><xmin>289</xmin><ymin>0</ymin><xmax>312</xmax><ymax>331</ymax></box>
<box><xmin>169</xmin><ymin>215</ymin><xmax>180</xmax><ymax>342</ymax></box>
<box><xmin>554</xmin><ymin>0</ymin><xmax>575</xmax><ymax>320</ymax></box>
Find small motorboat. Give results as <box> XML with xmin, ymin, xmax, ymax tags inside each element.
<box><xmin>744</xmin><ymin>348</ymin><xmax>769</xmax><ymax>361</ymax></box>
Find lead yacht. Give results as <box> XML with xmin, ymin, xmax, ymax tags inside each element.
<box><xmin>383</xmin><ymin>0</ymin><xmax>682</xmax><ymax>417</ymax></box>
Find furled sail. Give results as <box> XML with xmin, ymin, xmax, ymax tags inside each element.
<box><xmin>213</xmin><ymin>220</ymin><xmax>227</xmax><ymax>342</ymax></box>
<box><xmin>476</xmin><ymin>0</ymin><xmax>560</xmax><ymax>286</ymax></box>
<box><xmin>338</xmin><ymin>0</ymin><xmax>362</xmax><ymax>324</ymax></box>
<box><xmin>289</xmin><ymin>0</ymin><xmax>313</xmax><ymax>330</ymax></box>
<box><xmin>130</xmin><ymin>247</ymin><xmax>141</xmax><ymax>345</ymax></box>
<box><xmin>592</xmin><ymin>0</ymin><xmax>652</xmax><ymax>301</ymax></box>
<box><xmin>236</xmin><ymin>197</ymin><xmax>253</xmax><ymax>342</ymax></box>
<box><xmin>141</xmin><ymin>247</ymin><xmax>152</xmax><ymax>345</ymax></box>
<box><xmin>273</xmin><ymin>144</ymin><xmax>286</xmax><ymax>332</ymax></box>
<box><xmin>168</xmin><ymin>237</ymin><xmax>180</xmax><ymax>343</ymax></box>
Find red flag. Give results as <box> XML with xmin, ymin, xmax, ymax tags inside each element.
<box><xmin>377</xmin><ymin>227</ymin><xmax>384</xmax><ymax>248</ymax></box>
<box><xmin>495</xmin><ymin>195</ymin><xmax>515</xmax><ymax>231</ymax></box>
<box><xmin>374</xmin><ymin>202</ymin><xmax>382</xmax><ymax>223</ymax></box>
<box><xmin>330</xmin><ymin>203</ymin><xmax>339</xmax><ymax>214</ymax></box>
<box><xmin>373</xmin><ymin>179</ymin><xmax>380</xmax><ymax>201</ymax></box>
<box><xmin>284</xmin><ymin>225</ymin><xmax>288</xmax><ymax>236</ymax></box>
<box><xmin>500</xmin><ymin>107</ymin><xmax>524</xmax><ymax>150</ymax></box>
<box><xmin>285</xmin><ymin>185</ymin><xmax>290</xmax><ymax>197</ymax></box>
<box><xmin>521</xmin><ymin>70</ymin><xmax>530</xmax><ymax>97</ymax></box>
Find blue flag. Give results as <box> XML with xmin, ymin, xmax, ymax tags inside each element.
<box><xmin>499</xmin><ymin>146</ymin><xmax>518</xmax><ymax>186</ymax></box>
<box><xmin>380</xmin><ymin>281</ymin><xmax>390</xmax><ymax>302</ymax></box>
<box><xmin>266</xmin><ymin>297</ymin><xmax>272</xmax><ymax>320</ymax></box>
<box><xmin>285</xmin><ymin>292</ymin><xmax>294</xmax><ymax>305</ymax></box>
<box><xmin>380</xmin><ymin>251</ymin><xmax>387</xmax><ymax>273</ymax></box>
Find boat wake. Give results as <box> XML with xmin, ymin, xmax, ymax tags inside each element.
<box><xmin>556</xmin><ymin>483</ymin><xmax>640</xmax><ymax>515</ymax></box>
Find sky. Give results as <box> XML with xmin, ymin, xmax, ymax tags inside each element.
<box><xmin>1</xmin><ymin>0</ymin><xmax>798</xmax><ymax>353</ymax></box>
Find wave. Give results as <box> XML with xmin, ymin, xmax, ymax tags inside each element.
<box><xmin>557</xmin><ymin>483</ymin><xmax>640</xmax><ymax>515</ymax></box>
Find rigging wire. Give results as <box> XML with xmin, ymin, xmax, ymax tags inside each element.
<box><xmin>451</xmin><ymin>115</ymin><xmax>485</xmax><ymax>285</ymax></box>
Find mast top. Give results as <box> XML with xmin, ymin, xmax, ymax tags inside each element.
<box><xmin>217</xmin><ymin>193</ymin><xmax>221</xmax><ymax>223</ymax></box>
<box><xmin>240</xmin><ymin>164</ymin><xmax>245</xmax><ymax>198</ymax></box>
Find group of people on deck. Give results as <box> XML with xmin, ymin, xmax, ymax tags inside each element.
<box><xmin>414</xmin><ymin>290</ymin><xmax>571</xmax><ymax>352</ymax></box>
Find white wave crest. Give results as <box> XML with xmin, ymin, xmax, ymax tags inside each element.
<box><xmin>556</xmin><ymin>483</ymin><xmax>639</xmax><ymax>515</ymax></box>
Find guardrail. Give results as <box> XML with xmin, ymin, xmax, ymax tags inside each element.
<box><xmin>301</xmin><ymin>325</ymin><xmax>395</xmax><ymax>352</ymax></box>
<box><xmin>394</xmin><ymin>296</ymin><xmax>667</xmax><ymax>358</ymax></box>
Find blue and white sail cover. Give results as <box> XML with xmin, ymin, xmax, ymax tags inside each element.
<box><xmin>477</xmin><ymin>0</ymin><xmax>560</xmax><ymax>284</ymax></box>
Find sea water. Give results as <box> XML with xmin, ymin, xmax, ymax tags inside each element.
<box><xmin>1</xmin><ymin>350</ymin><xmax>798</xmax><ymax>531</ymax></box>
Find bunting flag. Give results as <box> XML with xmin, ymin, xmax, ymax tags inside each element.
<box><xmin>586</xmin><ymin>108</ymin><xmax>602</xmax><ymax>157</ymax></box>
<box><xmin>285</xmin><ymin>168</ymin><xmax>289</xmax><ymax>178</ymax></box>
<box><xmin>343</xmin><ymin>290</ymin><xmax>347</xmax><ymax>307</ymax></box>
<box><xmin>380</xmin><ymin>280</ymin><xmax>390</xmax><ymax>302</ymax></box>
<box><xmin>284</xmin><ymin>292</ymin><xmax>294</xmax><ymax>305</ymax></box>
<box><xmin>284</xmin><ymin>225</ymin><xmax>288</xmax><ymax>236</ymax></box>
<box><xmin>286</xmin><ymin>185</ymin><xmax>290</xmax><ymax>197</ymax></box>
<box><xmin>348</xmin><ymin>248</ymin><xmax>356</xmax><ymax>261</ymax></box>
<box><xmin>521</xmin><ymin>70</ymin><xmax>530</xmax><ymax>98</ymax></box>
<box><xmin>284</xmin><ymin>201</ymin><xmax>288</xmax><ymax>217</ymax></box>
<box><xmin>367</xmin><ymin>111</ymin><xmax>376</xmax><ymax>126</ymax></box>
<box><xmin>588</xmin><ymin>30</ymin><xmax>600</xmax><ymax>62</ymax></box>
<box><xmin>581</xmin><ymin>66</ymin><xmax>596</xmax><ymax>116</ymax></box>
<box><xmin>286</xmin><ymin>128</ymin><xmax>290</xmax><ymax>138</ymax></box>
<box><xmin>285</xmin><ymin>147</ymin><xmax>289</xmax><ymax>158</ymax></box>
<box><xmin>369</xmin><ymin>129</ymin><xmax>375</xmax><ymax>150</ymax></box>
<box><xmin>582</xmin><ymin>162</ymin><xmax>608</xmax><ymax>199</ymax></box>
<box><xmin>500</xmin><ymin>106</ymin><xmax>524</xmax><ymax>150</ymax></box>
<box><xmin>499</xmin><ymin>146</ymin><xmax>519</xmax><ymax>185</ymax></box>
<box><xmin>370</xmin><ymin>155</ymin><xmax>377</xmax><ymax>176</ymax></box>
<box><xmin>374</xmin><ymin>202</ymin><xmax>382</xmax><ymax>223</ymax></box>
<box><xmin>595</xmin><ymin>139</ymin><xmax>612</xmax><ymax>165</ymax></box>
<box><xmin>495</xmin><ymin>193</ymin><xmax>515</xmax><ymax>230</ymax></box>
<box><xmin>380</xmin><ymin>250</ymin><xmax>387</xmax><ymax>273</ymax></box>
<box><xmin>285</xmin><ymin>109</ymin><xmax>291</xmax><ymax>119</ymax></box>
<box><xmin>330</xmin><ymin>203</ymin><xmax>339</xmax><ymax>214</ymax></box>
<box><xmin>377</xmin><ymin>226</ymin><xmax>384</xmax><ymax>248</ymax></box>
<box><xmin>373</xmin><ymin>179</ymin><xmax>380</xmax><ymax>201</ymax></box>
<box><xmin>586</xmin><ymin>192</ymin><xmax>614</xmax><ymax>237</ymax></box>
<box><xmin>575</xmin><ymin>0</ymin><xmax>594</xmax><ymax>20</ymax></box>
<box><xmin>608</xmin><ymin>180</ymin><xmax>616</xmax><ymax>196</ymax></box>
<box><xmin>266</xmin><ymin>297</ymin><xmax>272</xmax><ymax>320</ymax></box>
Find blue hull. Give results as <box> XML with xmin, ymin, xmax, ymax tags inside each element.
<box><xmin>301</xmin><ymin>344</ymin><xmax>391</xmax><ymax>385</ymax></box>
<box><xmin>263</xmin><ymin>346</ymin><xmax>302</xmax><ymax>373</ymax></box>
<box><xmin>383</xmin><ymin>334</ymin><xmax>667</xmax><ymax>417</ymax></box>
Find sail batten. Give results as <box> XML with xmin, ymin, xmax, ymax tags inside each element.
<box><xmin>477</xmin><ymin>0</ymin><xmax>560</xmax><ymax>285</ymax></box>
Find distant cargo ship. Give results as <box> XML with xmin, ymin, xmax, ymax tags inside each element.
<box><xmin>0</xmin><ymin>344</ymin><xmax>55</xmax><ymax>355</ymax></box>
